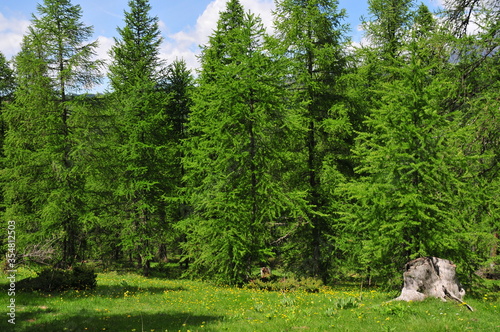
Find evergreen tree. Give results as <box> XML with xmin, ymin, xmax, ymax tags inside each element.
<box><xmin>338</xmin><ymin>3</ymin><xmax>485</xmax><ymax>284</ymax></box>
<box><xmin>354</xmin><ymin>0</ymin><xmax>415</xmax><ymax>104</ymax></box>
<box><xmin>164</xmin><ymin>60</ymin><xmax>193</xmax><ymax>144</ymax></box>
<box><xmin>0</xmin><ymin>51</ymin><xmax>15</xmax><ymax>180</ymax></box>
<box><xmin>336</xmin><ymin>1</ymin><xmax>500</xmax><ymax>284</ymax></box>
<box><xmin>364</xmin><ymin>0</ymin><xmax>414</xmax><ymax>62</ymax></box>
<box><xmin>272</xmin><ymin>0</ymin><xmax>350</xmax><ymax>281</ymax></box>
<box><xmin>180</xmin><ymin>1</ymin><xmax>309</xmax><ymax>284</ymax></box>
<box><xmin>107</xmin><ymin>0</ymin><xmax>170</xmax><ymax>275</ymax></box>
<box><xmin>440</xmin><ymin>0</ymin><xmax>500</xmax><ymax>277</ymax></box>
<box><xmin>341</xmin><ymin>55</ymin><xmax>464</xmax><ymax>284</ymax></box>
<box><xmin>0</xmin><ymin>52</ymin><xmax>15</xmax><ymax>103</ymax></box>
<box><xmin>2</xmin><ymin>0</ymin><xmax>101</xmax><ymax>267</ymax></box>
<box><xmin>74</xmin><ymin>93</ymin><xmax>122</xmax><ymax>265</ymax></box>
<box><xmin>160</xmin><ymin>59</ymin><xmax>194</xmax><ymax>261</ymax></box>
<box><xmin>199</xmin><ymin>0</ymin><xmax>245</xmax><ymax>79</ymax></box>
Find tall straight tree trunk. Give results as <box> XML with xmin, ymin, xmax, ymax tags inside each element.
<box><xmin>306</xmin><ymin>43</ymin><xmax>324</xmax><ymax>280</ymax></box>
<box><xmin>249</xmin><ymin>89</ymin><xmax>258</xmax><ymax>273</ymax></box>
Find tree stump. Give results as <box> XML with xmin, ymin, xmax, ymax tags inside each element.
<box><xmin>393</xmin><ymin>257</ymin><xmax>473</xmax><ymax>311</ymax></box>
<box><xmin>260</xmin><ymin>267</ymin><xmax>271</xmax><ymax>279</ymax></box>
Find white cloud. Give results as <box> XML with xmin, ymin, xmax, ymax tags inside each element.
<box><xmin>242</xmin><ymin>0</ymin><xmax>275</xmax><ymax>33</ymax></box>
<box><xmin>159</xmin><ymin>0</ymin><xmax>275</xmax><ymax>71</ymax></box>
<box><xmin>425</xmin><ymin>0</ymin><xmax>446</xmax><ymax>8</ymax></box>
<box><xmin>0</xmin><ymin>12</ymin><xmax>30</xmax><ymax>59</ymax></box>
<box><xmin>1</xmin><ymin>0</ymin><xmax>277</xmax><ymax>76</ymax></box>
<box><xmin>95</xmin><ymin>35</ymin><xmax>115</xmax><ymax>65</ymax></box>
<box><xmin>158</xmin><ymin>20</ymin><xmax>168</xmax><ymax>33</ymax></box>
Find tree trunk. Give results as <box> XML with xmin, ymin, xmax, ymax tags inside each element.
<box><xmin>394</xmin><ymin>257</ymin><xmax>473</xmax><ymax>311</ymax></box>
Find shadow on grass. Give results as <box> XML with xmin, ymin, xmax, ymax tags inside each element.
<box><xmin>0</xmin><ymin>284</ymin><xmax>201</xmax><ymax>332</ymax></box>
<box><xmin>108</xmin><ymin>262</ymin><xmax>186</xmax><ymax>280</ymax></box>
<box><xmin>8</xmin><ymin>309</ymin><xmax>222</xmax><ymax>332</ymax></box>
<box><xmin>91</xmin><ymin>284</ymin><xmax>187</xmax><ymax>298</ymax></box>
<box><xmin>12</xmin><ymin>283</ymin><xmax>187</xmax><ymax>304</ymax></box>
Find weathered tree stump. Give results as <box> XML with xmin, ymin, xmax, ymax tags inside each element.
<box><xmin>260</xmin><ymin>267</ymin><xmax>271</xmax><ymax>279</ymax></box>
<box><xmin>394</xmin><ymin>257</ymin><xmax>473</xmax><ymax>311</ymax></box>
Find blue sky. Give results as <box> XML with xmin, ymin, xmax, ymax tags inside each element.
<box><xmin>0</xmin><ymin>0</ymin><xmax>444</xmax><ymax>72</ymax></box>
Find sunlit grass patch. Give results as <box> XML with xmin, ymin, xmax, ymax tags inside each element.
<box><xmin>0</xmin><ymin>271</ymin><xmax>498</xmax><ymax>331</ymax></box>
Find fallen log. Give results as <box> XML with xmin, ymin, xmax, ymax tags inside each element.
<box><xmin>393</xmin><ymin>257</ymin><xmax>473</xmax><ymax>311</ymax></box>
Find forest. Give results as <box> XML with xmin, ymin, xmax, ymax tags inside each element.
<box><xmin>0</xmin><ymin>0</ymin><xmax>498</xmax><ymax>287</ymax></box>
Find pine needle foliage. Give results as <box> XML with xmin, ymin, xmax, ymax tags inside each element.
<box><xmin>179</xmin><ymin>0</ymin><xmax>309</xmax><ymax>285</ymax></box>
<box><xmin>107</xmin><ymin>0</ymin><xmax>171</xmax><ymax>275</ymax></box>
<box><xmin>2</xmin><ymin>0</ymin><xmax>102</xmax><ymax>267</ymax></box>
<box><xmin>272</xmin><ymin>0</ymin><xmax>351</xmax><ymax>281</ymax></box>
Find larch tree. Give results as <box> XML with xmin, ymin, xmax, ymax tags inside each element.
<box><xmin>364</xmin><ymin>0</ymin><xmax>414</xmax><ymax>62</ymax></box>
<box><xmin>180</xmin><ymin>0</ymin><xmax>309</xmax><ymax>284</ymax></box>
<box><xmin>354</xmin><ymin>0</ymin><xmax>415</xmax><ymax>104</ymax></box>
<box><xmin>339</xmin><ymin>2</ymin><xmax>484</xmax><ymax>284</ymax></box>
<box><xmin>107</xmin><ymin>0</ymin><xmax>170</xmax><ymax>275</ymax></box>
<box><xmin>160</xmin><ymin>59</ymin><xmax>194</xmax><ymax>262</ymax></box>
<box><xmin>334</xmin><ymin>0</ymin><xmax>417</xmax><ymax>282</ymax></box>
<box><xmin>2</xmin><ymin>0</ymin><xmax>102</xmax><ymax>267</ymax></box>
<box><xmin>272</xmin><ymin>0</ymin><xmax>350</xmax><ymax>281</ymax></box>
<box><xmin>0</xmin><ymin>51</ymin><xmax>15</xmax><ymax>177</ymax></box>
<box><xmin>0</xmin><ymin>52</ymin><xmax>15</xmax><ymax>103</ymax></box>
<box><xmin>440</xmin><ymin>0</ymin><xmax>500</xmax><ymax>278</ymax></box>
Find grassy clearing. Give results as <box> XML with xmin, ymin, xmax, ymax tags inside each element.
<box><xmin>1</xmin><ymin>269</ymin><xmax>499</xmax><ymax>331</ymax></box>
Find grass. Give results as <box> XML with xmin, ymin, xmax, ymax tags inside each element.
<box><xmin>1</xmin><ymin>268</ymin><xmax>499</xmax><ymax>331</ymax></box>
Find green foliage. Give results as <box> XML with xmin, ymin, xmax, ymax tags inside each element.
<box><xmin>160</xmin><ymin>59</ymin><xmax>194</xmax><ymax>249</ymax></box>
<box><xmin>1</xmin><ymin>0</ymin><xmax>499</xmax><ymax>290</ymax></box>
<box><xmin>106</xmin><ymin>0</ymin><xmax>175</xmax><ymax>274</ymax></box>
<box><xmin>247</xmin><ymin>276</ymin><xmax>324</xmax><ymax>293</ymax></box>
<box><xmin>180</xmin><ymin>1</ymin><xmax>309</xmax><ymax>284</ymax></box>
<box><xmin>328</xmin><ymin>296</ymin><xmax>359</xmax><ymax>311</ymax></box>
<box><xmin>439</xmin><ymin>0</ymin><xmax>500</xmax><ymax>284</ymax></box>
<box><xmin>109</xmin><ymin>0</ymin><xmax>163</xmax><ymax>89</ymax></box>
<box><xmin>364</xmin><ymin>0</ymin><xmax>414</xmax><ymax>61</ymax></box>
<box><xmin>334</xmin><ymin>0</ymin><xmax>500</xmax><ymax>285</ymax></box>
<box><xmin>17</xmin><ymin>265</ymin><xmax>97</xmax><ymax>291</ymax></box>
<box><xmin>340</xmin><ymin>51</ymin><xmax>468</xmax><ymax>281</ymax></box>
<box><xmin>0</xmin><ymin>52</ymin><xmax>15</xmax><ymax>101</ymax></box>
<box><xmin>2</xmin><ymin>0</ymin><xmax>102</xmax><ymax>267</ymax></box>
<box><xmin>374</xmin><ymin>301</ymin><xmax>415</xmax><ymax>317</ymax></box>
<box><xmin>272</xmin><ymin>0</ymin><xmax>352</xmax><ymax>282</ymax></box>
<box><xmin>199</xmin><ymin>0</ymin><xmax>245</xmax><ymax>75</ymax></box>
<box><xmin>31</xmin><ymin>0</ymin><xmax>102</xmax><ymax>94</ymax></box>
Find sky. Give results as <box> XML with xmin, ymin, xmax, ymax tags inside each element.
<box><xmin>0</xmin><ymin>0</ymin><xmax>445</xmax><ymax>79</ymax></box>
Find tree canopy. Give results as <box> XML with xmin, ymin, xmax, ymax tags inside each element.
<box><xmin>1</xmin><ymin>0</ymin><xmax>498</xmax><ymax>286</ymax></box>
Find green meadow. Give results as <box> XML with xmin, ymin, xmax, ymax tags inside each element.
<box><xmin>1</xmin><ymin>269</ymin><xmax>499</xmax><ymax>331</ymax></box>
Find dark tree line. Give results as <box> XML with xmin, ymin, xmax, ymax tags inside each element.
<box><xmin>1</xmin><ymin>0</ymin><xmax>498</xmax><ymax>286</ymax></box>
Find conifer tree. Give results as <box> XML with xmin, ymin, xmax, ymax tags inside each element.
<box><xmin>180</xmin><ymin>0</ymin><xmax>309</xmax><ymax>284</ymax></box>
<box><xmin>364</xmin><ymin>0</ymin><xmax>414</xmax><ymax>62</ymax></box>
<box><xmin>164</xmin><ymin>60</ymin><xmax>193</xmax><ymax>144</ymax></box>
<box><xmin>440</xmin><ymin>0</ymin><xmax>500</xmax><ymax>275</ymax></box>
<box><xmin>338</xmin><ymin>3</ymin><xmax>483</xmax><ymax>283</ymax></box>
<box><xmin>2</xmin><ymin>0</ymin><xmax>101</xmax><ymax>267</ymax></box>
<box><xmin>107</xmin><ymin>0</ymin><xmax>170</xmax><ymax>274</ymax></box>
<box><xmin>0</xmin><ymin>51</ymin><xmax>15</xmax><ymax>176</ymax></box>
<box><xmin>273</xmin><ymin>0</ymin><xmax>350</xmax><ymax>281</ymax></box>
<box><xmin>342</xmin><ymin>60</ymin><xmax>461</xmax><ymax>283</ymax></box>
<box><xmin>199</xmin><ymin>0</ymin><xmax>245</xmax><ymax>79</ymax></box>
<box><xmin>0</xmin><ymin>52</ymin><xmax>15</xmax><ymax>103</ymax></box>
<box><xmin>160</xmin><ymin>59</ymin><xmax>194</xmax><ymax>260</ymax></box>
<box><xmin>354</xmin><ymin>0</ymin><xmax>415</xmax><ymax>104</ymax></box>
